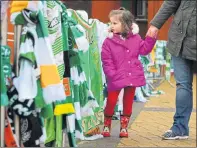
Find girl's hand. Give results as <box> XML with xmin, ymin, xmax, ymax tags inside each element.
<box><xmin>146</xmin><ymin>25</ymin><xmax>159</xmax><ymax>38</ymax></box>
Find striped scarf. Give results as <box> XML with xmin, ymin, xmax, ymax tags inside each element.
<box><xmin>10</xmin><ymin>1</ymin><xmax>66</xmax><ymax>104</ymax></box>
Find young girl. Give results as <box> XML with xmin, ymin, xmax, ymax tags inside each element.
<box><xmin>101</xmin><ymin>7</ymin><xmax>157</xmax><ymax>138</ymax></box>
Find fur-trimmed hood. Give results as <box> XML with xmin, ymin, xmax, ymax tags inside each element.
<box><xmin>106</xmin><ymin>23</ymin><xmax>139</xmax><ymax>38</ymax></box>
<box><xmin>130</xmin><ymin>23</ymin><xmax>139</xmax><ymax>34</ymax></box>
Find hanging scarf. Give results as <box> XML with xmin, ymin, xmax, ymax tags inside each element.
<box><xmin>68</xmin><ymin>10</ymin><xmax>104</xmax><ymax>139</ymax></box>
<box><xmin>43</xmin><ymin>0</ymin><xmax>75</xmax><ymax>115</ymax></box>
<box><xmin>20</xmin><ymin>111</ymin><xmax>43</xmax><ymax>147</ymax></box>
<box><xmin>0</xmin><ymin>45</ymin><xmax>11</xmax><ymax>106</ymax></box>
<box><xmin>7</xmin><ymin>84</ymin><xmax>35</xmax><ymax>117</ymax></box>
<box><xmin>10</xmin><ymin>1</ymin><xmax>66</xmax><ymax>104</ymax></box>
<box><xmin>4</xmin><ymin>108</ymin><xmax>19</xmax><ymax>147</ymax></box>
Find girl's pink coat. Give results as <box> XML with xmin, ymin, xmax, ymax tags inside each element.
<box><xmin>101</xmin><ymin>33</ymin><xmax>156</xmax><ymax>91</ymax></box>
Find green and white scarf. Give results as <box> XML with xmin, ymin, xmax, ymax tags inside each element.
<box><xmin>10</xmin><ymin>1</ymin><xmax>66</xmax><ymax>104</ymax></box>
<box><xmin>0</xmin><ymin>45</ymin><xmax>10</xmax><ymax>106</ymax></box>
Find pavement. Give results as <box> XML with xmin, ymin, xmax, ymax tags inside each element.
<box><xmin>78</xmin><ymin>74</ymin><xmax>196</xmax><ymax>147</ymax></box>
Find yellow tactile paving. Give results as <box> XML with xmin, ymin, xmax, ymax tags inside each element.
<box><xmin>118</xmin><ymin>75</ymin><xmax>196</xmax><ymax>147</ymax></box>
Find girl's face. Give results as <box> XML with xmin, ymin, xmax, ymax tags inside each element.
<box><xmin>109</xmin><ymin>15</ymin><xmax>122</xmax><ymax>34</ymax></box>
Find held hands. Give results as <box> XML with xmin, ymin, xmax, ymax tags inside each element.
<box><xmin>146</xmin><ymin>25</ymin><xmax>159</xmax><ymax>39</ymax></box>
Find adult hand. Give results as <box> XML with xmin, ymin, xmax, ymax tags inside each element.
<box><xmin>146</xmin><ymin>25</ymin><xmax>159</xmax><ymax>38</ymax></box>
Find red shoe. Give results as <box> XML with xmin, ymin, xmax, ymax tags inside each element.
<box><xmin>119</xmin><ymin>116</ymin><xmax>130</xmax><ymax>138</ymax></box>
<box><xmin>101</xmin><ymin>116</ymin><xmax>112</xmax><ymax>137</ymax></box>
<box><xmin>119</xmin><ymin>128</ymin><xmax>128</xmax><ymax>138</ymax></box>
<box><xmin>102</xmin><ymin>126</ymin><xmax>111</xmax><ymax>137</ymax></box>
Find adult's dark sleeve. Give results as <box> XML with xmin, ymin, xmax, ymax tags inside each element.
<box><xmin>150</xmin><ymin>0</ymin><xmax>181</xmax><ymax>29</ymax></box>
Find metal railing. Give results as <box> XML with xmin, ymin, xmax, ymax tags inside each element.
<box><xmin>13</xmin><ymin>25</ymin><xmax>22</xmax><ymax>146</ymax></box>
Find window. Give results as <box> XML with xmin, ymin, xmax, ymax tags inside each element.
<box><xmin>133</xmin><ymin>0</ymin><xmax>148</xmax><ymax>21</ymax></box>
<box><xmin>137</xmin><ymin>0</ymin><xmax>147</xmax><ymax>18</ymax></box>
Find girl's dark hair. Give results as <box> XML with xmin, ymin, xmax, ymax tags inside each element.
<box><xmin>119</xmin><ymin>7</ymin><xmax>126</xmax><ymax>10</ymax></box>
<box><xmin>109</xmin><ymin>7</ymin><xmax>135</xmax><ymax>37</ymax></box>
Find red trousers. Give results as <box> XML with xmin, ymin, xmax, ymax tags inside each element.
<box><xmin>104</xmin><ymin>87</ymin><xmax>136</xmax><ymax>116</ymax></box>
